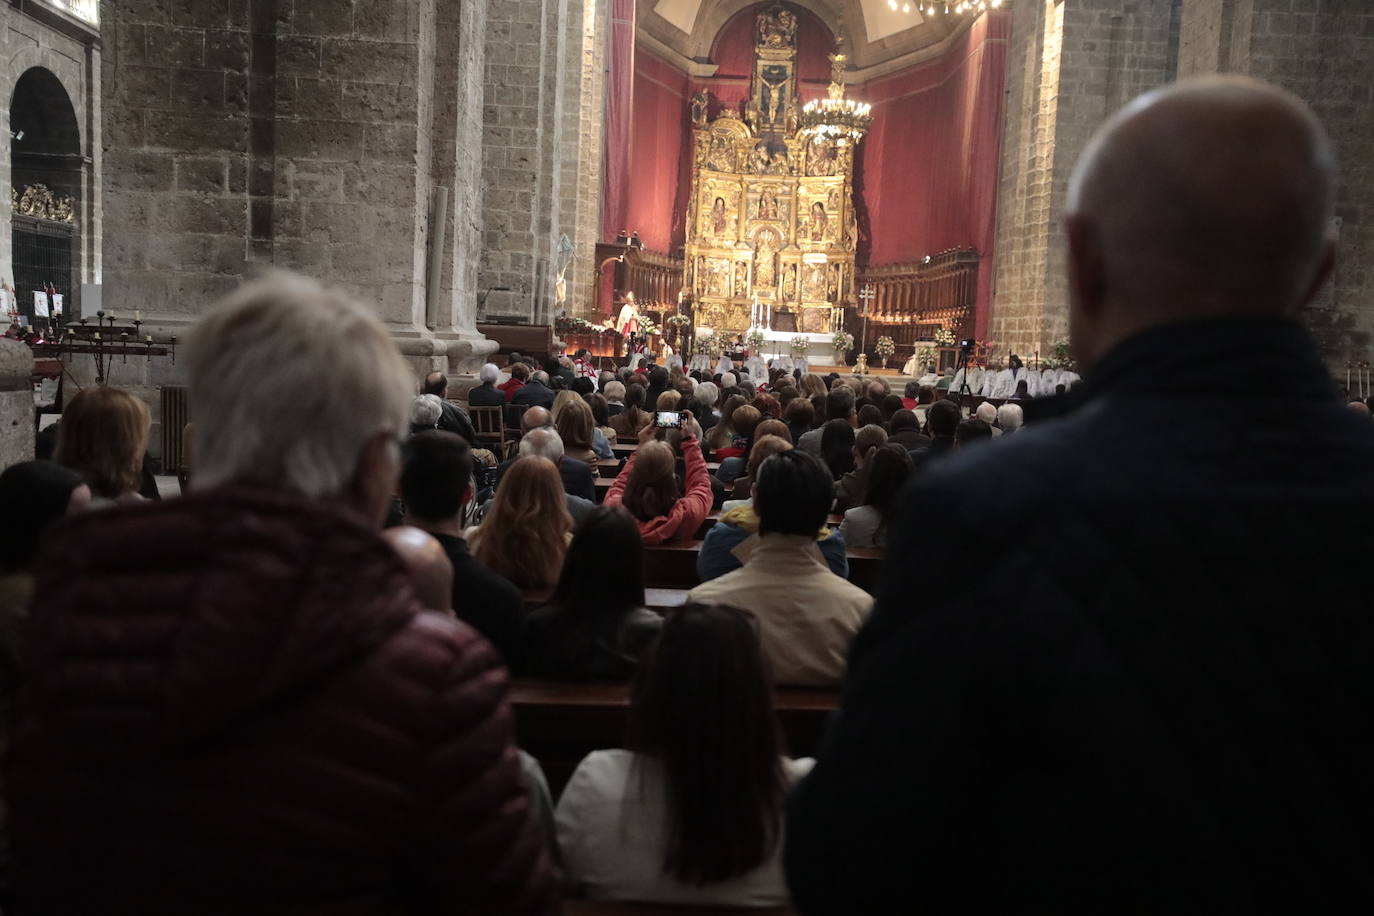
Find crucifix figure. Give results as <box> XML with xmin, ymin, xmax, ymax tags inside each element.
<box><xmin>858</xmin><ymin>284</ymin><xmax>876</xmax><ymax>357</ymax></box>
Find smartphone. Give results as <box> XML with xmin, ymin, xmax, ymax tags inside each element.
<box><xmin>655</xmin><ymin>410</ymin><xmax>684</xmax><ymax>429</ymax></box>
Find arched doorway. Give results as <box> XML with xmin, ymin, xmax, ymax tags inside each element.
<box><xmin>9</xmin><ymin>67</ymin><xmax>81</xmax><ymax>326</ymax></box>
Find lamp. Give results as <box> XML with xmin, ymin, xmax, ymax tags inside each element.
<box><xmin>799</xmin><ymin>48</ymin><xmax>873</xmax><ymax>147</ymax></box>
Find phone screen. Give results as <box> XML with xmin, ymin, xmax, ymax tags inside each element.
<box><xmin>655</xmin><ymin>411</ymin><xmax>683</xmax><ymax>428</ymax></box>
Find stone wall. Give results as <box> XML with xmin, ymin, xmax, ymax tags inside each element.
<box><xmin>990</xmin><ymin>0</ymin><xmax>1184</xmax><ymax>359</ymax></box>
<box><xmin>1184</xmin><ymin>0</ymin><xmax>1374</xmax><ymax>364</ymax></box>
<box><xmin>0</xmin><ymin>338</ymin><xmax>34</xmax><ymax>471</ymax></box>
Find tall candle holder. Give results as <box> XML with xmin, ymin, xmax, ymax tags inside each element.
<box><xmin>24</xmin><ymin>307</ymin><xmax>173</xmax><ymax>385</ymax></box>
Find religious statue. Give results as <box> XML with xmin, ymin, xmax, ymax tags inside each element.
<box><xmin>807</xmin><ymin>138</ymin><xmax>837</xmax><ymax>177</ymax></box>
<box><xmin>804</xmin><ymin>263</ymin><xmax>827</xmax><ymax>300</ymax></box>
<box><xmin>757</xmin><ymin>7</ymin><xmax>798</xmax><ymax>48</ymax></box>
<box><xmin>782</xmin><ymin>263</ymin><xmax>798</xmax><ymax>299</ymax></box>
<box><xmin>756</xmin><ymin>233</ymin><xmax>779</xmax><ymax>291</ymax></box>
<box><xmin>734</xmin><ymin>261</ymin><xmax>750</xmax><ymax>297</ymax></box>
<box><xmin>705</xmin><ymin>134</ymin><xmax>733</xmax><ymax>171</ymax></box>
<box><xmin>808</xmin><ymin>202</ymin><xmax>829</xmax><ymax>241</ymax></box>
<box><xmin>690</xmin><ymin>89</ymin><xmax>710</xmax><ymax>127</ymax></box>
<box><xmin>756</xmin><ymin>187</ymin><xmax>778</xmax><ymax>220</ymax></box>
<box><xmin>710</xmin><ymin>196</ymin><xmax>730</xmax><ymax>236</ymax></box>
<box><xmin>759</xmin><ymin>66</ymin><xmax>788</xmax><ymax>127</ymax></box>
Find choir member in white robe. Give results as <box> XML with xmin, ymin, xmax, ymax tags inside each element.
<box><xmin>950</xmin><ymin>365</ymin><xmax>984</xmax><ymax>396</ymax></box>
<box><xmin>715</xmin><ymin>354</ymin><xmax>735</xmax><ymax>377</ymax></box>
<box><xmin>979</xmin><ymin>363</ymin><xmax>1004</xmax><ymax>398</ymax></box>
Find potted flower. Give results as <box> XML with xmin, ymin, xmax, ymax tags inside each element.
<box><xmin>789</xmin><ymin>335</ymin><xmax>810</xmax><ymax>358</ymax></box>
<box><xmin>831</xmin><ymin>330</ymin><xmax>855</xmax><ymax>366</ymax></box>
<box><xmin>875</xmin><ymin>335</ymin><xmax>895</xmax><ymax>369</ymax></box>
<box><xmin>933</xmin><ymin>327</ymin><xmax>957</xmax><ymax>349</ymax></box>
<box><xmin>746</xmin><ymin>328</ymin><xmax>766</xmax><ymax>353</ymax></box>
<box><xmin>693</xmin><ymin>332</ymin><xmax>716</xmax><ymax>356</ymax></box>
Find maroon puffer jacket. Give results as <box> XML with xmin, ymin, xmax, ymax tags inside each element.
<box><xmin>6</xmin><ymin>488</ymin><xmax>559</xmax><ymax>915</ymax></box>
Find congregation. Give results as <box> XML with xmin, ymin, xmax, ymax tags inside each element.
<box><xmin>1</xmin><ymin>73</ymin><xmax>1373</xmax><ymax>916</ymax></box>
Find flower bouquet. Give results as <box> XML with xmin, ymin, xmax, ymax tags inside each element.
<box><xmin>875</xmin><ymin>335</ymin><xmax>895</xmax><ymax>368</ymax></box>
<box><xmin>747</xmin><ymin>329</ymin><xmax>767</xmax><ymax>352</ymax></box>
<box><xmin>789</xmin><ymin>335</ymin><xmax>810</xmax><ymax>357</ymax></box>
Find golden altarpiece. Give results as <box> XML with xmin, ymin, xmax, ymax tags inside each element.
<box><xmin>684</xmin><ymin>7</ymin><xmax>862</xmax><ymax>336</ymax></box>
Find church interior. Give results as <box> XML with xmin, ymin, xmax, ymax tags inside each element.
<box><xmin>2</xmin><ymin>2</ymin><xmax>1374</xmax><ymax>913</ymax></box>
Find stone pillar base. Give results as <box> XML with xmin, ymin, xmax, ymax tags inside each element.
<box><xmin>1</xmin><ymin>339</ymin><xmax>36</xmax><ymax>470</ymax></box>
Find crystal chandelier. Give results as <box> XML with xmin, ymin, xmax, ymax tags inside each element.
<box><xmin>800</xmin><ymin>50</ymin><xmax>873</xmax><ymax>147</ymax></box>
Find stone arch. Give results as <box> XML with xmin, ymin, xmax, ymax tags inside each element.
<box><xmin>687</xmin><ymin>0</ymin><xmax>855</xmax><ymax>62</ymax></box>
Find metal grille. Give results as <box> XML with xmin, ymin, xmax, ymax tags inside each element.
<box><xmin>12</xmin><ymin>214</ymin><xmax>75</xmax><ymax>320</ymax></box>
<box><xmin>160</xmin><ymin>386</ymin><xmax>191</xmax><ymax>476</ymax></box>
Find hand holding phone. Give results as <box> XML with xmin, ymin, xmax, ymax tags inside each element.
<box><xmin>655</xmin><ymin>410</ymin><xmax>684</xmax><ymax>429</ymax></box>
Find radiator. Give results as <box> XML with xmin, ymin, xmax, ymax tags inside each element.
<box><xmin>160</xmin><ymin>385</ymin><xmax>191</xmax><ymax>473</ymax></box>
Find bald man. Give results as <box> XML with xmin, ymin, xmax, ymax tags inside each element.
<box><xmin>788</xmin><ymin>77</ymin><xmax>1374</xmax><ymax>914</ymax></box>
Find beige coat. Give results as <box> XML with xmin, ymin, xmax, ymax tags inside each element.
<box><xmin>688</xmin><ymin>534</ymin><xmax>873</xmax><ymax>686</ymax></box>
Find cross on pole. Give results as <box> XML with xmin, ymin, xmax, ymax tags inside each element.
<box><xmin>858</xmin><ymin>285</ymin><xmax>876</xmax><ymax>359</ymax></box>
<box><xmin>859</xmin><ymin>284</ymin><xmax>876</xmax><ymax>314</ymax></box>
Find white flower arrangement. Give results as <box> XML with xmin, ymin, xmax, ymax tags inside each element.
<box><xmin>875</xmin><ymin>336</ymin><xmax>896</xmax><ymax>359</ymax></box>
<box><xmin>789</xmin><ymin>335</ymin><xmax>810</xmax><ymax>356</ymax></box>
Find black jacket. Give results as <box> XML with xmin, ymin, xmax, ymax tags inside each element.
<box><xmin>432</xmin><ymin>533</ymin><xmax>524</xmax><ymax>669</ymax></box>
<box><xmin>436</xmin><ymin>401</ymin><xmax>477</xmax><ymax>445</ymax></box>
<box><xmin>511</xmin><ymin>381</ymin><xmax>556</xmax><ymax>409</ymax></box>
<box><xmin>786</xmin><ymin>317</ymin><xmax>1374</xmax><ymax>914</ymax></box>
<box><xmin>468</xmin><ymin>382</ymin><xmax>506</xmax><ymax>407</ymax></box>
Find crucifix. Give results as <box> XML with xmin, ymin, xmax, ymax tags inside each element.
<box><xmin>858</xmin><ymin>284</ymin><xmax>876</xmax><ymax>358</ymax></box>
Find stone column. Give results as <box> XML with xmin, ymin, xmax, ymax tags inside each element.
<box><xmin>988</xmin><ymin>0</ymin><xmax>1181</xmax><ymax>358</ymax></box>
<box><xmin>0</xmin><ymin>339</ymin><xmax>34</xmax><ymax>470</ymax></box>
<box><xmin>100</xmin><ymin>0</ymin><xmax>497</xmax><ymax>382</ymax></box>
<box><xmin>1178</xmin><ymin>0</ymin><xmax>1374</xmax><ymax>363</ymax></box>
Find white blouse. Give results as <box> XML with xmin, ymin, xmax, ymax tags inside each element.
<box><xmin>555</xmin><ymin>749</ymin><xmax>814</xmax><ymax>907</ymax></box>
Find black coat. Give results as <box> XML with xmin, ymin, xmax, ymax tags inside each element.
<box><xmin>468</xmin><ymin>382</ymin><xmax>506</xmax><ymax>407</ymax></box>
<box><xmin>511</xmin><ymin>381</ymin><xmax>556</xmax><ymax>409</ymax></box>
<box><xmin>786</xmin><ymin>317</ymin><xmax>1374</xmax><ymax>914</ymax></box>
<box><xmin>432</xmin><ymin>533</ymin><xmax>524</xmax><ymax>669</ymax></box>
<box><xmin>436</xmin><ymin>401</ymin><xmax>477</xmax><ymax>445</ymax></box>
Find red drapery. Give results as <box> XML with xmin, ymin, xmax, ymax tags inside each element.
<box><xmin>859</xmin><ymin>13</ymin><xmax>1008</xmax><ymax>337</ymax></box>
<box><xmin>626</xmin><ymin>53</ymin><xmax>690</xmax><ymax>254</ymax></box>
<box><xmin>601</xmin><ymin>0</ymin><xmax>636</xmax><ymax>243</ymax></box>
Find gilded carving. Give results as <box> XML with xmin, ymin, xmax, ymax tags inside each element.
<box><xmin>684</xmin><ymin>4</ymin><xmax>861</xmax><ymax>336</ymax></box>
<box><xmin>13</xmin><ymin>184</ymin><xmax>75</xmax><ymax>224</ymax></box>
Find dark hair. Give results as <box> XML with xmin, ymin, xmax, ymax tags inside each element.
<box><xmin>889</xmin><ymin>408</ymin><xmax>918</xmax><ymax>433</ymax></box>
<box><xmin>904</xmin><ymin>380</ymin><xmax>920</xmax><ymax>398</ymax></box>
<box><xmin>861</xmin><ymin>444</ymin><xmax>914</xmax><ymax>533</ymax></box>
<box><xmin>0</xmin><ymin>460</ymin><xmax>84</xmax><ymax>574</ymax></box>
<box><xmin>1013</xmin><ymin>379</ymin><xmax>1031</xmax><ymax>399</ymax></box>
<box><xmin>956</xmin><ymin>417</ymin><xmax>993</xmax><ymax>444</ymax></box>
<box><xmin>552</xmin><ymin>505</ymin><xmax>645</xmax><ymax>617</ymax></box>
<box><xmin>819</xmin><ymin>418</ymin><xmax>856</xmax><ymax>480</ymax></box>
<box><xmin>824</xmin><ymin>387</ymin><xmax>855</xmax><ymax>421</ymax></box>
<box><xmin>928</xmin><ymin>399</ymin><xmax>962</xmax><ymax>438</ymax></box>
<box><xmin>401</xmin><ymin>430</ymin><xmax>472</xmax><ymax>521</ymax></box>
<box><xmin>586</xmin><ymin>392</ymin><xmax>611</xmax><ymax>427</ymax></box>
<box><xmin>880</xmin><ymin>394</ymin><xmax>904</xmax><ymax>420</ymax></box>
<box><xmin>573</xmin><ymin>376</ymin><xmax>595</xmax><ymax>396</ymax></box>
<box><xmin>783</xmin><ymin>396</ymin><xmax>813</xmax><ymax>428</ymax></box>
<box><xmin>628</xmin><ymin>604</ymin><xmax>784</xmax><ymax>884</ymax></box>
<box><xmin>422</xmin><ymin>372</ymin><xmax>448</xmax><ymax>397</ymax></box>
<box><xmin>649</xmin><ymin>366</ymin><xmax>668</xmax><ymax>389</ymax></box>
<box><xmin>857</xmin><ymin>404</ymin><xmax>883</xmax><ymax>429</ymax></box>
<box><xmin>543</xmin><ymin>356</ymin><xmax>561</xmax><ymax>376</ymax></box>
<box><xmin>756</xmin><ymin>449</ymin><xmax>833</xmax><ymax>536</ymax></box>
<box><xmin>809</xmin><ymin>393</ymin><xmax>826</xmax><ymax>421</ymax></box>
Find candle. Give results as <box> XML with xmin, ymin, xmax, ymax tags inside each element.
<box><xmin>145</xmin><ymin>335</ymin><xmax>152</xmax><ymax>343</ymax></box>
<box><xmin>134</xmin><ymin>310</ymin><xmax>142</xmax><ymax>321</ymax></box>
<box><xmin>93</xmin><ymin>332</ymin><xmax>101</xmax><ymax>341</ymax></box>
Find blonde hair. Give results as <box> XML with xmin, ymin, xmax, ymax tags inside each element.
<box><xmin>186</xmin><ymin>272</ymin><xmax>412</xmax><ymax>499</ymax></box>
<box><xmin>472</xmin><ymin>457</ymin><xmax>571</xmax><ymax>591</ymax></box>
<box><xmin>552</xmin><ymin>390</ymin><xmax>581</xmax><ymax>423</ymax></box>
<box><xmin>855</xmin><ymin>424</ymin><xmax>889</xmax><ymax>463</ymax></box>
<box><xmin>746</xmin><ymin>434</ymin><xmax>792</xmax><ymax>481</ymax></box>
<box><xmin>754</xmin><ymin>418</ymin><xmax>791</xmax><ymax>445</ymax></box>
<box><xmin>621</xmin><ymin>440</ymin><xmax>679</xmax><ymax>522</ymax></box>
<box><xmin>655</xmin><ymin>390</ymin><xmax>682</xmax><ymax>411</ymax></box>
<box><xmin>55</xmin><ymin>386</ymin><xmax>150</xmax><ymax>499</ymax></box>
<box><xmin>800</xmin><ymin>374</ymin><xmax>827</xmax><ymax>398</ymax></box>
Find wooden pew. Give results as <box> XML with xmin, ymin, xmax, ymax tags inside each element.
<box><xmin>510</xmin><ymin>678</ymin><xmax>838</xmax><ymax>798</ymax></box>
<box><xmin>594</xmin><ymin>478</ymin><xmax>615</xmax><ymax>503</ymax></box>
<box><xmin>643</xmin><ymin>540</ymin><xmax>703</xmax><ymax>588</ymax></box>
<box><xmin>846</xmin><ymin>547</ymin><xmax>884</xmax><ymax>593</ymax></box>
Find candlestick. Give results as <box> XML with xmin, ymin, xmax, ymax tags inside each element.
<box><xmin>134</xmin><ymin>310</ymin><xmax>142</xmax><ymax>321</ymax></box>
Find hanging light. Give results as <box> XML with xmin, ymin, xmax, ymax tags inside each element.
<box><xmin>799</xmin><ymin>50</ymin><xmax>874</xmax><ymax>147</ymax></box>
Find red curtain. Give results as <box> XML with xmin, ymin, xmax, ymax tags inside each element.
<box><xmin>601</xmin><ymin>0</ymin><xmax>636</xmax><ymax>243</ymax></box>
<box><xmin>625</xmin><ymin>53</ymin><xmax>690</xmax><ymax>253</ymax></box>
<box><xmin>858</xmin><ymin>13</ymin><xmax>1008</xmax><ymax>336</ymax></box>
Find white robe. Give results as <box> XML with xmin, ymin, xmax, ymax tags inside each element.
<box><xmin>616</xmin><ymin>302</ymin><xmax>640</xmax><ymax>336</ymax></box>
<box><xmin>950</xmin><ymin>366</ymin><xmax>983</xmax><ymax>396</ymax></box>
<box><xmin>1003</xmin><ymin>366</ymin><xmax>1034</xmax><ymax>399</ymax></box>
<box><xmin>689</xmin><ymin>354</ymin><xmax>714</xmax><ymax>374</ymax></box>
<box><xmin>715</xmin><ymin>355</ymin><xmax>735</xmax><ymax>377</ymax></box>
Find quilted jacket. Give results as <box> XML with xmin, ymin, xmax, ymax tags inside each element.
<box><xmin>6</xmin><ymin>488</ymin><xmax>559</xmax><ymax>915</ymax></box>
<box><xmin>787</xmin><ymin>317</ymin><xmax>1374</xmax><ymax>913</ymax></box>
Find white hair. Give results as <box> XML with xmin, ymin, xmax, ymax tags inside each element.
<box><xmin>411</xmin><ymin>394</ymin><xmax>443</xmax><ymax>428</ymax></box>
<box><xmin>479</xmin><ymin>363</ymin><xmax>500</xmax><ymax>384</ymax></box>
<box><xmin>519</xmin><ymin>427</ymin><xmax>565</xmax><ymax>461</ymax></box>
<box><xmin>696</xmin><ymin>381</ymin><xmax>719</xmax><ymax>407</ymax></box>
<box><xmin>720</xmin><ymin>373</ymin><xmax>737</xmax><ymax>389</ymax></box>
<box><xmin>975</xmin><ymin>401</ymin><xmax>998</xmax><ymax>424</ymax></box>
<box><xmin>997</xmin><ymin>403</ymin><xmax>1025</xmax><ymax>432</ymax></box>
<box><xmin>531</xmin><ymin>370</ymin><xmax>550</xmax><ymax>385</ymax></box>
<box><xmin>187</xmin><ymin>271</ymin><xmax>412</xmax><ymax>499</ymax></box>
<box><xmin>604</xmin><ymin>380</ymin><xmax>626</xmax><ymax>401</ymax></box>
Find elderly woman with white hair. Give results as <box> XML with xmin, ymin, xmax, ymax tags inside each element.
<box><xmin>469</xmin><ymin>362</ymin><xmax>507</xmax><ymax>406</ymax></box>
<box><xmin>974</xmin><ymin>401</ymin><xmax>1002</xmax><ymax>437</ymax></box>
<box><xmin>996</xmin><ymin>402</ymin><xmax>1025</xmax><ymax>435</ymax></box>
<box><xmin>409</xmin><ymin>393</ymin><xmax>444</xmax><ymax>436</ymax></box>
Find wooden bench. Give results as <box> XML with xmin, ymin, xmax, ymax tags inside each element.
<box><xmin>510</xmin><ymin>678</ymin><xmax>838</xmax><ymax>798</ymax></box>
<box><xmin>594</xmin><ymin>478</ymin><xmax>615</xmax><ymax>502</ymax></box>
<box><xmin>643</xmin><ymin>540</ymin><xmax>703</xmax><ymax>588</ymax></box>
<box><xmin>563</xmin><ymin>902</ymin><xmax>796</xmax><ymax>916</ymax></box>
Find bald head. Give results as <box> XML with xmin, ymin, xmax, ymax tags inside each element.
<box><xmin>1347</xmin><ymin>400</ymin><xmax>1370</xmax><ymax>418</ymax></box>
<box><xmin>1066</xmin><ymin>76</ymin><xmax>1336</xmax><ymax>370</ymax></box>
<box><xmin>381</xmin><ymin>526</ymin><xmax>453</xmax><ymax>614</ymax></box>
<box><xmin>522</xmin><ymin>406</ymin><xmax>551</xmax><ymax>432</ymax></box>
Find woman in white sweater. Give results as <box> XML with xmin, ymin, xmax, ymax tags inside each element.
<box><xmin>555</xmin><ymin>604</ymin><xmax>812</xmax><ymax>907</ymax></box>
